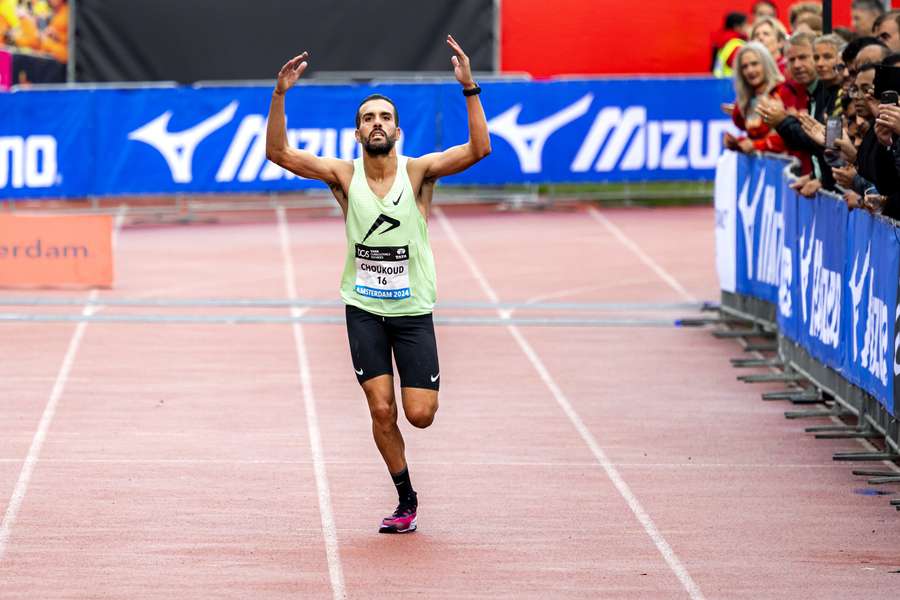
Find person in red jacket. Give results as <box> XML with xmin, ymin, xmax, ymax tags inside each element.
<box><xmin>724</xmin><ymin>42</ymin><xmax>797</xmax><ymax>154</ymax></box>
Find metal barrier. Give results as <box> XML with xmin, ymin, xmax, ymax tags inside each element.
<box><xmin>715</xmin><ymin>152</ymin><xmax>900</xmax><ymax>493</ymax></box>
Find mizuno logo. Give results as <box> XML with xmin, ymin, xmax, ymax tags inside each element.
<box><xmin>129</xmin><ymin>101</ymin><xmax>238</xmax><ymax>183</ymax></box>
<box><xmin>362</xmin><ymin>214</ymin><xmax>401</xmax><ymax>242</ymax></box>
<box><xmin>392</xmin><ymin>192</ymin><xmax>402</xmax><ymax>206</ymax></box>
<box><xmin>0</xmin><ymin>135</ymin><xmax>58</xmax><ymax>189</ymax></box>
<box><xmin>488</xmin><ymin>94</ymin><xmax>593</xmax><ymax>173</ymax></box>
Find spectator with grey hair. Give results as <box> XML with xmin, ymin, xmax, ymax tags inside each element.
<box><xmin>853</xmin><ymin>0</ymin><xmax>886</xmax><ymax>36</ymax></box>
<box><xmin>723</xmin><ymin>42</ymin><xmax>793</xmax><ymax>154</ymax></box>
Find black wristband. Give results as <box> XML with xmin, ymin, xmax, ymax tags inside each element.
<box><xmin>462</xmin><ymin>85</ymin><xmax>481</xmax><ymax>97</ymax></box>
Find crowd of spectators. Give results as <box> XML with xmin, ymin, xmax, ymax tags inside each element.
<box><xmin>717</xmin><ymin>0</ymin><xmax>900</xmax><ymax>220</ymax></box>
<box><xmin>0</xmin><ymin>0</ymin><xmax>68</xmax><ymax>64</ymax></box>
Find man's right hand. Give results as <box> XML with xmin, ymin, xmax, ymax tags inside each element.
<box><xmin>275</xmin><ymin>52</ymin><xmax>309</xmax><ymax>95</ymax></box>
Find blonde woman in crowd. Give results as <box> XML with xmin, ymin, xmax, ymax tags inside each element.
<box><xmin>724</xmin><ymin>42</ymin><xmax>792</xmax><ymax>154</ymax></box>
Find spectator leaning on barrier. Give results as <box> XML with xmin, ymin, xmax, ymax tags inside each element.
<box><xmin>751</xmin><ymin>16</ymin><xmax>790</xmax><ymax>73</ymax></box>
<box><xmin>712</xmin><ymin>12</ymin><xmax>749</xmax><ymax>77</ymax></box>
<box><xmin>756</xmin><ymin>32</ymin><xmax>817</xmax><ymax>175</ymax></box>
<box><xmin>760</xmin><ymin>34</ymin><xmax>846</xmax><ymax>196</ymax></box>
<box><xmin>873</xmin><ymin>10</ymin><xmax>900</xmax><ymax>52</ymax></box>
<box><xmin>723</xmin><ymin>42</ymin><xmax>790</xmax><ymax>154</ymax></box>
<box><xmin>833</xmin><ymin>62</ymin><xmax>900</xmax><ymax>215</ymax></box>
<box><xmin>869</xmin><ymin>56</ymin><xmax>900</xmax><ymax>217</ymax></box>
<box><xmin>852</xmin><ymin>0</ymin><xmax>886</xmax><ymax>36</ymax></box>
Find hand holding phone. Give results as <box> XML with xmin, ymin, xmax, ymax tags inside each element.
<box><xmin>825</xmin><ymin>116</ymin><xmax>842</xmax><ymax>149</ymax></box>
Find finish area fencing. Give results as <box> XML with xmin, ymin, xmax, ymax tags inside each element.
<box><xmin>715</xmin><ymin>152</ymin><xmax>900</xmax><ymax>454</ymax></box>
<box><xmin>0</xmin><ymin>77</ymin><xmax>734</xmax><ymax>201</ymax></box>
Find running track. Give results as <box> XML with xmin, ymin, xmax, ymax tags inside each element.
<box><xmin>1</xmin><ymin>204</ymin><xmax>897</xmax><ymax>599</ymax></box>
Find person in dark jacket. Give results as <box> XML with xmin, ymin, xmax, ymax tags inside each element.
<box><xmin>832</xmin><ymin>62</ymin><xmax>900</xmax><ymax>216</ymax></box>
<box><xmin>759</xmin><ymin>34</ymin><xmax>845</xmax><ymax>195</ymax></box>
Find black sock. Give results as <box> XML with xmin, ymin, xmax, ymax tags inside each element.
<box><xmin>390</xmin><ymin>467</ymin><xmax>416</xmax><ymax>506</ymax></box>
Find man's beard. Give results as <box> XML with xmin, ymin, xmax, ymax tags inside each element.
<box><xmin>363</xmin><ymin>131</ymin><xmax>396</xmax><ymax>156</ymax></box>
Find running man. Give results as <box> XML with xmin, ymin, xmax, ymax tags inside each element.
<box><xmin>265</xmin><ymin>35</ymin><xmax>491</xmax><ymax>533</ymax></box>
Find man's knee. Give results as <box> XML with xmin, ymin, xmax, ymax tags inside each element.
<box><xmin>364</xmin><ymin>380</ymin><xmax>397</xmax><ymax>427</ymax></box>
<box><xmin>406</xmin><ymin>403</ymin><xmax>437</xmax><ymax>429</ymax></box>
<box><xmin>369</xmin><ymin>400</ymin><xmax>397</xmax><ymax>427</ymax></box>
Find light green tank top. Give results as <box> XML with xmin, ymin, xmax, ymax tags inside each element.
<box><xmin>340</xmin><ymin>155</ymin><xmax>437</xmax><ymax>316</ymax></box>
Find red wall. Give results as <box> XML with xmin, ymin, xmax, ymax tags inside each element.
<box><xmin>500</xmin><ymin>0</ymin><xmax>854</xmax><ymax>77</ymax></box>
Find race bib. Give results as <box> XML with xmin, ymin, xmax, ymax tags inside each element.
<box><xmin>354</xmin><ymin>244</ymin><xmax>411</xmax><ymax>299</ymax></box>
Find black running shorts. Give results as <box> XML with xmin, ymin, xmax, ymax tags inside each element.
<box><xmin>345</xmin><ymin>304</ymin><xmax>440</xmax><ymax>390</ymax></box>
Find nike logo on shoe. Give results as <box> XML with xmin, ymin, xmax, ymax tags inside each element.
<box><xmin>355</xmin><ymin>368</ymin><xmax>364</xmax><ymax>376</ymax></box>
<box><xmin>430</xmin><ymin>373</ymin><xmax>440</xmax><ymax>382</ymax></box>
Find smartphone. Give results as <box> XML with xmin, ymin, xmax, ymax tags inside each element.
<box><xmin>880</xmin><ymin>90</ymin><xmax>899</xmax><ymax>105</ymax></box>
<box><xmin>825</xmin><ymin>116</ymin><xmax>842</xmax><ymax>149</ymax></box>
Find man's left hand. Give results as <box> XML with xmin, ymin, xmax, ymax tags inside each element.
<box><xmin>447</xmin><ymin>35</ymin><xmax>476</xmax><ymax>89</ymax></box>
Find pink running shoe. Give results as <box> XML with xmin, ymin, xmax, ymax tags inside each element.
<box><xmin>379</xmin><ymin>503</ymin><xmax>417</xmax><ymax>534</ymax></box>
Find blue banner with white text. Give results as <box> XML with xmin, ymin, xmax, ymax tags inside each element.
<box><xmin>719</xmin><ymin>152</ymin><xmax>899</xmax><ymax>415</ymax></box>
<box><xmin>0</xmin><ymin>77</ymin><xmax>734</xmax><ymax>199</ymax></box>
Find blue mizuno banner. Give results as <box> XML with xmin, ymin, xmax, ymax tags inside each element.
<box><xmin>718</xmin><ymin>152</ymin><xmax>899</xmax><ymax>415</ymax></box>
<box><xmin>733</xmin><ymin>153</ymin><xmax>789</xmax><ymax>305</ymax></box>
<box><xmin>0</xmin><ymin>77</ymin><xmax>734</xmax><ymax>199</ymax></box>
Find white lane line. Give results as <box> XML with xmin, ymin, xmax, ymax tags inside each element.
<box><xmin>0</xmin><ymin>291</ymin><xmax>98</xmax><ymax>562</ymax></box>
<box><xmin>587</xmin><ymin>207</ymin><xmax>698</xmax><ymax>303</ymax></box>
<box><xmin>276</xmin><ymin>206</ymin><xmax>346</xmax><ymax>600</ymax></box>
<box><xmin>0</xmin><ymin>457</ymin><xmax>850</xmax><ymax>468</ymax></box>
<box><xmin>435</xmin><ymin>207</ymin><xmax>705</xmax><ymax>600</ymax></box>
<box><xmin>0</xmin><ymin>208</ymin><xmax>127</xmax><ymax>563</ymax></box>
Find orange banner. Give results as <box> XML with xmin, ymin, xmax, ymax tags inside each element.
<box><xmin>0</xmin><ymin>214</ymin><xmax>114</xmax><ymax>288</ymax></box>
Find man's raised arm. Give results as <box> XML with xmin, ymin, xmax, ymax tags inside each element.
<box><xmin>265</xmin><ymin>52</ymin><xmax>345</xmax><ymax>185</ymax></box>
<box><xmin>417</xmin><ymin>35</ymin><xmax>492</xmax><ymax>179</ymax></box>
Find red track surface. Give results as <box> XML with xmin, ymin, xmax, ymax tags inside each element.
<box><xmin>1</xmin><ymin>204</ymin><xmax>898</xmax><ymax>599</ymax></box>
